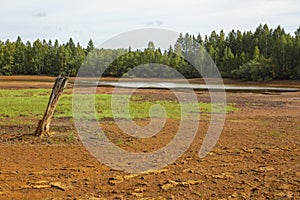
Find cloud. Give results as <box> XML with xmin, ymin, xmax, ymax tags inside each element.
<box><xmin>33</xmin><ymin>12</ymin><xmax>47</xmax><ymax>17</ymax></box>
<box><xmin>145</xmin><ymin>20</ymin><xmax>163</xmax><ymax>26</ymax></box>
<box><xmin>0</xmin><ymin>0</ymin><xmax>299</xmax><ymax>45</ymax></box>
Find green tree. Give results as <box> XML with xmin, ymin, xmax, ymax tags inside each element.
<box><xmin>221</xmin><ymin>46</ymin><xmax>235</xmax><ymax>77</ymax></box>
<box><xmin>147</xmin><ymin>41</ymin><xmax>155</xmax><ymax>50</ymax></box>
<box><xmin>86</xmin><ymin>39</ymin><xmax>95</xmax><ymax>53</ymax></box>
<box><xmin>253</xmin><ymin>46</ymin><xmax>261</xmax><ymax>61</ymax></box>
<box><xmin>13</xmin><ymin>36</ymin><xmax>26</xmax><ymax>74</ymax></box>
<box><xmin>1</xmin><ymin>40</ymin><xmax>16</xmax><ymax>75</ymax></box>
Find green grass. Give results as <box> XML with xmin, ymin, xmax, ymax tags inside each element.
<box><xmin>65</xmin><ymin>134</ymin><xmax>75</xmax><ymax>144</ymax></box>
<box><xmin>0</xmin><ymin>89</ymin><xmax>52</xmax><ymax>118</ymax></box>
<box><xmin>0</xmin><ymin>89</ymin><xmax>238</xmax><ymax>120</ymax></box>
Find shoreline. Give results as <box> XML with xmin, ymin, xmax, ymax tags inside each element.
<box><xmin>0</xmin><ymin>75</ymin><xmax>299</xmax><ymax>89</ymax></box>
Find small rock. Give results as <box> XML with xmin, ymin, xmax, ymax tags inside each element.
<box><xmin>130</xmin><ymin>192</ymin><xmax>143</xmax><ymax>197</ymax></box>
<box><xmin>160</xmin><ymin>179</ymin><xmax>203</xmax><ymax>191</ymax></box>
<box><xmin>160</xmin><ymin>180</ymin><xmax>178</xmax><ymax>191</ymax></box>
<box><xmin>242</xmin><ymin>148</ymin><xmax>254</xmax><ymax>153</ymax></box>
<box><xmin>142</xmin><ymin>168</ymin><xmax>169</xmax><ymax>175</ymax></box>
<box><xmin>252</xmin><ymin>166</ymin><xmax>275</xmax><ymax>173</ymax></box>
<box><xmin>123</xmin><ymin>174</ymin><xmax>139</xmax><ymax>180</ymax></box>
<box><xmin>108</xmin><ymin>176</ymin><xmax>124</xmax><ymax>185</ymax></box>
<box><xmin>186</xmin><ymin>180</ymin><xmax>203</xmax><ymax>185</ymax></box>
<box><xmin>134</xmin><ymin>188</ymin><xmax>145</xmax><ymax>193</ymax></box>
<box><xmin>33</xmin><ymin>185</ymin><xmax>51</xmax><ymax>189</ymax></box>
<box><xmin>228</xmin><ymin>192</ymin><xmax>238</xmax><ymax>199</ymax></box>
<box><xmin>29</xmin><ymin>180</ymin><xmax>49</xmax><ymax>185</ymax></box>
<box><xmin>183</xmin><ymin>168</ymin><xmax>194</xmax><ymax>173</ymax></box>
<box><xmin>186</xmin><ymin>157</ymin><xmax>193</xmax><ymax>161</ymax></box>
<box><xmin>161</xmin><ymin>183</ymin><xmax>175</xmax><ymax>191</ymax></box>
<box><xmin>50</xmin><ymin>182</ymin><xmax>68</xmax><ymax>191</ymax></box>
<box><xmin>212</xmin><ymin>172</ymin><xmax>234</xmax><ymax>179</ymax></box>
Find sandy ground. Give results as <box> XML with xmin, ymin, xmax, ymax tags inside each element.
<box><xmin>0</xmin><ymin>76</ymin><xmax>299</xmax><ymax>199</ymax></box>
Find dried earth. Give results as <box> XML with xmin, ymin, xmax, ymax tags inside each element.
<box><xmin>0</xmin><ymin>76</ymin><xmax>299</xmax><ymax>199</ymax></box>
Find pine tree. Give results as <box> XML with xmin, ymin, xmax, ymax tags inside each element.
<box><xmin>147</xmin><ymin>41</ymin><xmax>155</xmax><ymax>50</ymax></box>
<box><xmin>14</xmin><ymin>36</ymin><xmax>26</xmax><ymax>74</ymax></box>
<box><xmin>86</xmin><ymin>39</ymin><xmax>95</xmax><ymax>53</ymax></box>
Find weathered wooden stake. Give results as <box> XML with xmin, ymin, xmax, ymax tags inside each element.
<box><xmin>35</xmin><ymin>75</ymin><xmax>68</xmax><ymax>137</ymax></box>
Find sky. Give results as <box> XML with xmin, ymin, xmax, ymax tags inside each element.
<box><xmin>1</xmin><ymin>0</ymin><xmax>299</xmax><ymax>47</ymax></box>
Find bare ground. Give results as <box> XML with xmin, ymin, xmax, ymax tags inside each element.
<box><xmin>0</xmin><ymin>76</ymin><xmax>299</xmax><ymax>199</ymax></box>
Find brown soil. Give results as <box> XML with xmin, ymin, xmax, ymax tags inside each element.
<box><xmin>0</xmin><ymin>76</ymin><xmax>299</xmax><ymax>199</ymax></box>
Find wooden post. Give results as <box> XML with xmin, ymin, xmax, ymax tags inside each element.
<box><xmin>35</xmin><ymin>75</ymin><xmax>68</xmax><ymax>137</ymax></box>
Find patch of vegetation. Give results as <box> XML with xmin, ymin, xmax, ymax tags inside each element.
<box><xmin>0</xmin><ymin>89</ymin><xmax>51</xmax><ymax>118</ymax></box>
<box><xmin>0</xmin><ymin>89</ymin><xmax>238</xmax><ymax>121</ymax></box>
<box><xmin>0</xmin><ymin>118</ymin><xmax>36</xmax><ymax>126</ymax></box>
<box><xmin>270</xmin><ymin>131</ymin><xmax>281</xmax><ymax>137</ymax></box>
<box><xmin>65</xmin><ymin>134</ymin><xmax>75</xmax><ymax>144</ymax></box>
<box><xmin>115</xmin><ymin>139</ymin><xmax>125</xmax><ymax>146</ymax></box>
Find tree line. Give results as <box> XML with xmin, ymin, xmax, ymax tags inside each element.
<box><xmin>0</xmin><ymin>24</ymin><xmax>299</xmax><ymax>81</ymax></box>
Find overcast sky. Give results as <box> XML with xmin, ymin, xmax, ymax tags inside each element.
<box><xmin>1</xmin><ymin>0</ymin><xmax>299</xmax><ymax>46</ymax></box>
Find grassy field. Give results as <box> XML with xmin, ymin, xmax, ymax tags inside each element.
<box><xmin>0</xmin><ymin>88</ymin><xmax>237</xmax><ymax>121</ymax></box>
